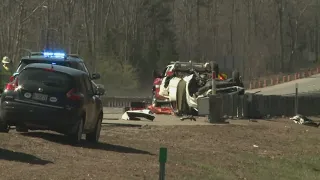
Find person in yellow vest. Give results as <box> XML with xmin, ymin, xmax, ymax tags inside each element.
<box><xmin>0</xmin><ymin>56</ymin><xmax>13</xmax><ymax>91</ymax></box>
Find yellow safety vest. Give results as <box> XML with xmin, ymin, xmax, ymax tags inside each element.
<box><xmin>0</xmin><ymin>65</ymin><xmax>12</xmax><ymax>90</ymax></box>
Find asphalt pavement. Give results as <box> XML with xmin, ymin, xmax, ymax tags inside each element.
<box><xmin>102</xmin><ymin>107</ymin><xmax>214</xmax><ymax>126</ymax></box>
<box><xmin>246</xmin><ymin>74</ymin><xmax>320</xmax><ymax>96</ymax></box>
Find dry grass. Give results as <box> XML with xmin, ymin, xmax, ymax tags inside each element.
<box><xmin>1</xmin><ymin>119</ymin><xmax>320</xmax><ymax>180</ymax></box>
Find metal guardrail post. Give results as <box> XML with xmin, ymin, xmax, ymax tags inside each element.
<box><xmin>294</xmin><ymin>83</ymin><xmax>298</xmax><ymax>115</ymax></box>
<box><xmin>159</xmin><ymin>147</ymin><xmax>167</xmax><ymax>180</ymax></box>
<box><xmin>211</xmin><ymin>62</ymin><xmax>216</xmax><ymax>95</ymax></box>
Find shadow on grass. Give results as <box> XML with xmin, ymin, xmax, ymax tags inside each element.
<box><xmin>21</xmin><ymin>132</ymin><xmax>154</xmax><ymax>155</ymax></box>
<box><xmin>0</xmin><ymin>148</ymin><xmax>53</xmax><ymax>165</ymax></box>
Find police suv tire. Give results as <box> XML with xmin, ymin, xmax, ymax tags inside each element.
<box><xmin>69</xmin><ymin>117</ymin><xmax>84</xmax><ymax>144</ymax></box>
<box><xmin>86</xmin><ymin>114</ymin><xmax>102</xmax><ymax>143</ymax></box>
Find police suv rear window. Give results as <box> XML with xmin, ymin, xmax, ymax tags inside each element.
<box><xmin>17</xmin><ymin>60</ymin><xmax>72</xmax><ymax>73</ymax></box>
<box><xmin>18</xmin><ymin>68</ymin><xmax>73</xmax><ymax>91</ymax></box>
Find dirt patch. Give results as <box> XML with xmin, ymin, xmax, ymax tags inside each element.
<box><xmin>1</xmin><ymin>119</ymin><xmax>320</xmax><ymax>180</ymax></box>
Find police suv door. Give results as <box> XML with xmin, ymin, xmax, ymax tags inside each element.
<box><xmin>82</xmin><ymin>75</ymin><xmax>96</xmax><ymax>130</ymax></box>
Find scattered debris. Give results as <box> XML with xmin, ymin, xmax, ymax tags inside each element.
<box><xmin>180</xmin><ymin>115</ymin><xmax>196</xmax><ymax>121</ymax></box>
<box><xmin>264</xmin><ymin>114</ymin><xmax>271</xmax><ymax>119</ymax></box>
<box><xmin>140</xmin><ymin>124</ymin><xmax>151</xmax><ymax>129</ymax></box>
<box><xmin>121</xmin><ymin>109</ymin><xmax>155</xmax><ymax>121</ymax></box>
<box><xmin>147</xmin><ymin>105</ymin><xmax>173</xmax><ymax>115</ymax></box>
<box><xmin>290</xmin><ymin>114</ymin><xmax>320</xmax><ymax>127</ymax></box>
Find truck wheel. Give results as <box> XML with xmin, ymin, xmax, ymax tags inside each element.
<box><xmin>211</xmin><ymin>62</ymin><xmax>219</xmax><ymax>75</ymax></box>
<box><xmin>86</xmin><ymin>113</ymin><xmax>102</xmax><ymax>143</ymax></box>
<box><xmin>232</xmin><ymin>70</ymin><xmax>241</xmax><ymax>84</ymax></box>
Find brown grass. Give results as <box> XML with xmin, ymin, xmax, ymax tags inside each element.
<box><xmin>1</xmin><ymin>119</ymin><xmax>320</xmax><ymax>180</ymax></box>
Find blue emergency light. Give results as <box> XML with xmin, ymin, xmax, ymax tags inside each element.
<box><xmin>43</xmin><ymin>51</ymin><xmax>66</xmax><ymax>58</ymax></box>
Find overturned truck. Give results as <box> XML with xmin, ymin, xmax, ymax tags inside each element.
<box><xmin>151</xmin><ymin>61</ymin><xmax>244</xmax><ymax>116</ymax></box>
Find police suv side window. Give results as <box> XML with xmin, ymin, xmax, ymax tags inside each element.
<box><xmin>81</xmin><ymin>62</ymin><xmax>90</xmax><ymax>75</ymax></box>
<box><xmin>78</xmin><ymin>77</ymin><xmax>87</xmax><ymax>94</ymax></box>
<box><xmin>83</xmin><ymin>75</ymin><xmax>94</xmax><ymax>94</ymax></box>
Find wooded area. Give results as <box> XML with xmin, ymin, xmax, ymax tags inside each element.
<box><xmin>0</xmin><ymin>0</ymin><xmax>319</xmax><ymax>96</ymax></box>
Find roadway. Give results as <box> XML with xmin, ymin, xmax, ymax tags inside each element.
<box><xmin>246</xmin><ymin>74</ymin><xmax>320</xmax><ymax>96</ymax></box>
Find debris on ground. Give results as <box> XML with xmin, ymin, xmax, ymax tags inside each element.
<box><xmin>140</xmin><ymin>124</ymin><xmax>151</xmax><ymax>129</ymax></box>
<box><xmin>147</xmin><ymin>105</ymin><xmax>173</xmax><ymax>115</ymax></box>
<box><xmin>180</xmin><ymin>115</ymin><xmax>196</xmax><ymax>121</ymax></box>
<box><xmin>121</xmin><ymin>109</ymin><xmax>155</xmax><ymax>121</ymax></box>
<box><xmin>290</xmin><ymin>114</ymin><xmax>320</xmax><ymax>127</ymax></box>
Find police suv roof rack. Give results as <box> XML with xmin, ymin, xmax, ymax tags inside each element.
<box><xmin>67</xmin><ymin>54</ymin><xmax>79</xmax><ymax>58</ymax></box>
<box><xmin>30</xmin><ymin>52</ymin><xmax>43</xmax><ymax>56</ymax></box>
<box><xmin>19</xmin><ymin>48</ymin><xmax>33</xmax><ymax>57</ymax></box>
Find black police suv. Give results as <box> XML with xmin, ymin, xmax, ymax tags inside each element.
<box><xmin>0</xmin><ymin>63</ymin><xmax>104</xmax><ymax>144</ymax></box>
<box><xmin>10</xmin><ymin>51</ymin><xmax>101</xmax><ymax>81</ymax></box>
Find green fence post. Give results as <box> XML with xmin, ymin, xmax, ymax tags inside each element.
<box><xmin>159</xmin><ymin>147</ymin><xmax>167</xmax><ymax>180</ymax></box>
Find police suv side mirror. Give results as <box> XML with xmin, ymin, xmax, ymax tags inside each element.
<box><xmin>91</xmin><ymin>73</ymin><xmax>100</xmax><ymax>80</ymax></box>
<box><xmin>96</xmin><ymin>87</ymin><xmax>105</xmax><ymax>96</ymax></box>
<box><xmin>95</xmin><ymin>84</ymin><xmax>105</xmax><ymax>96</ymax></box>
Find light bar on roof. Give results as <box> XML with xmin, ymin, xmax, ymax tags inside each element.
<box><xmin>43</xmin><ymin>51</ymin><xmax>66</xmax><ymax>58</ymax></box>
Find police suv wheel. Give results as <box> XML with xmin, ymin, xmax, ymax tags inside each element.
<box><xmin>70</xmin><ymin>117</ymin><xmax>84</xmax><ymax>144</ymax></box>
<box><xmin>86</xmin><ymin>114</ymin><xmax>102</xmax><ymax>143</ymax></box>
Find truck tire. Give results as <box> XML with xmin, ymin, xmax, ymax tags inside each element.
<box><xmin>232</xmin><ymin>70</ymin><xmax>241</xmax><ymax>84</ymax></box>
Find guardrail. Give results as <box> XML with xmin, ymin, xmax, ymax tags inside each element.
<box><xmin>102</xmin><ymin>96</ymin><xmax>151</xmax><ymax>107</ymax></box>
<box><xmin>211</xmin><ymin>93</ymin><xmax>320</xmax><ymax>119</ymax></box>
<box><xmin>103</xmin><ymin>92</ymin><xmax>320</xmax><ymax>120</ymax></box>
